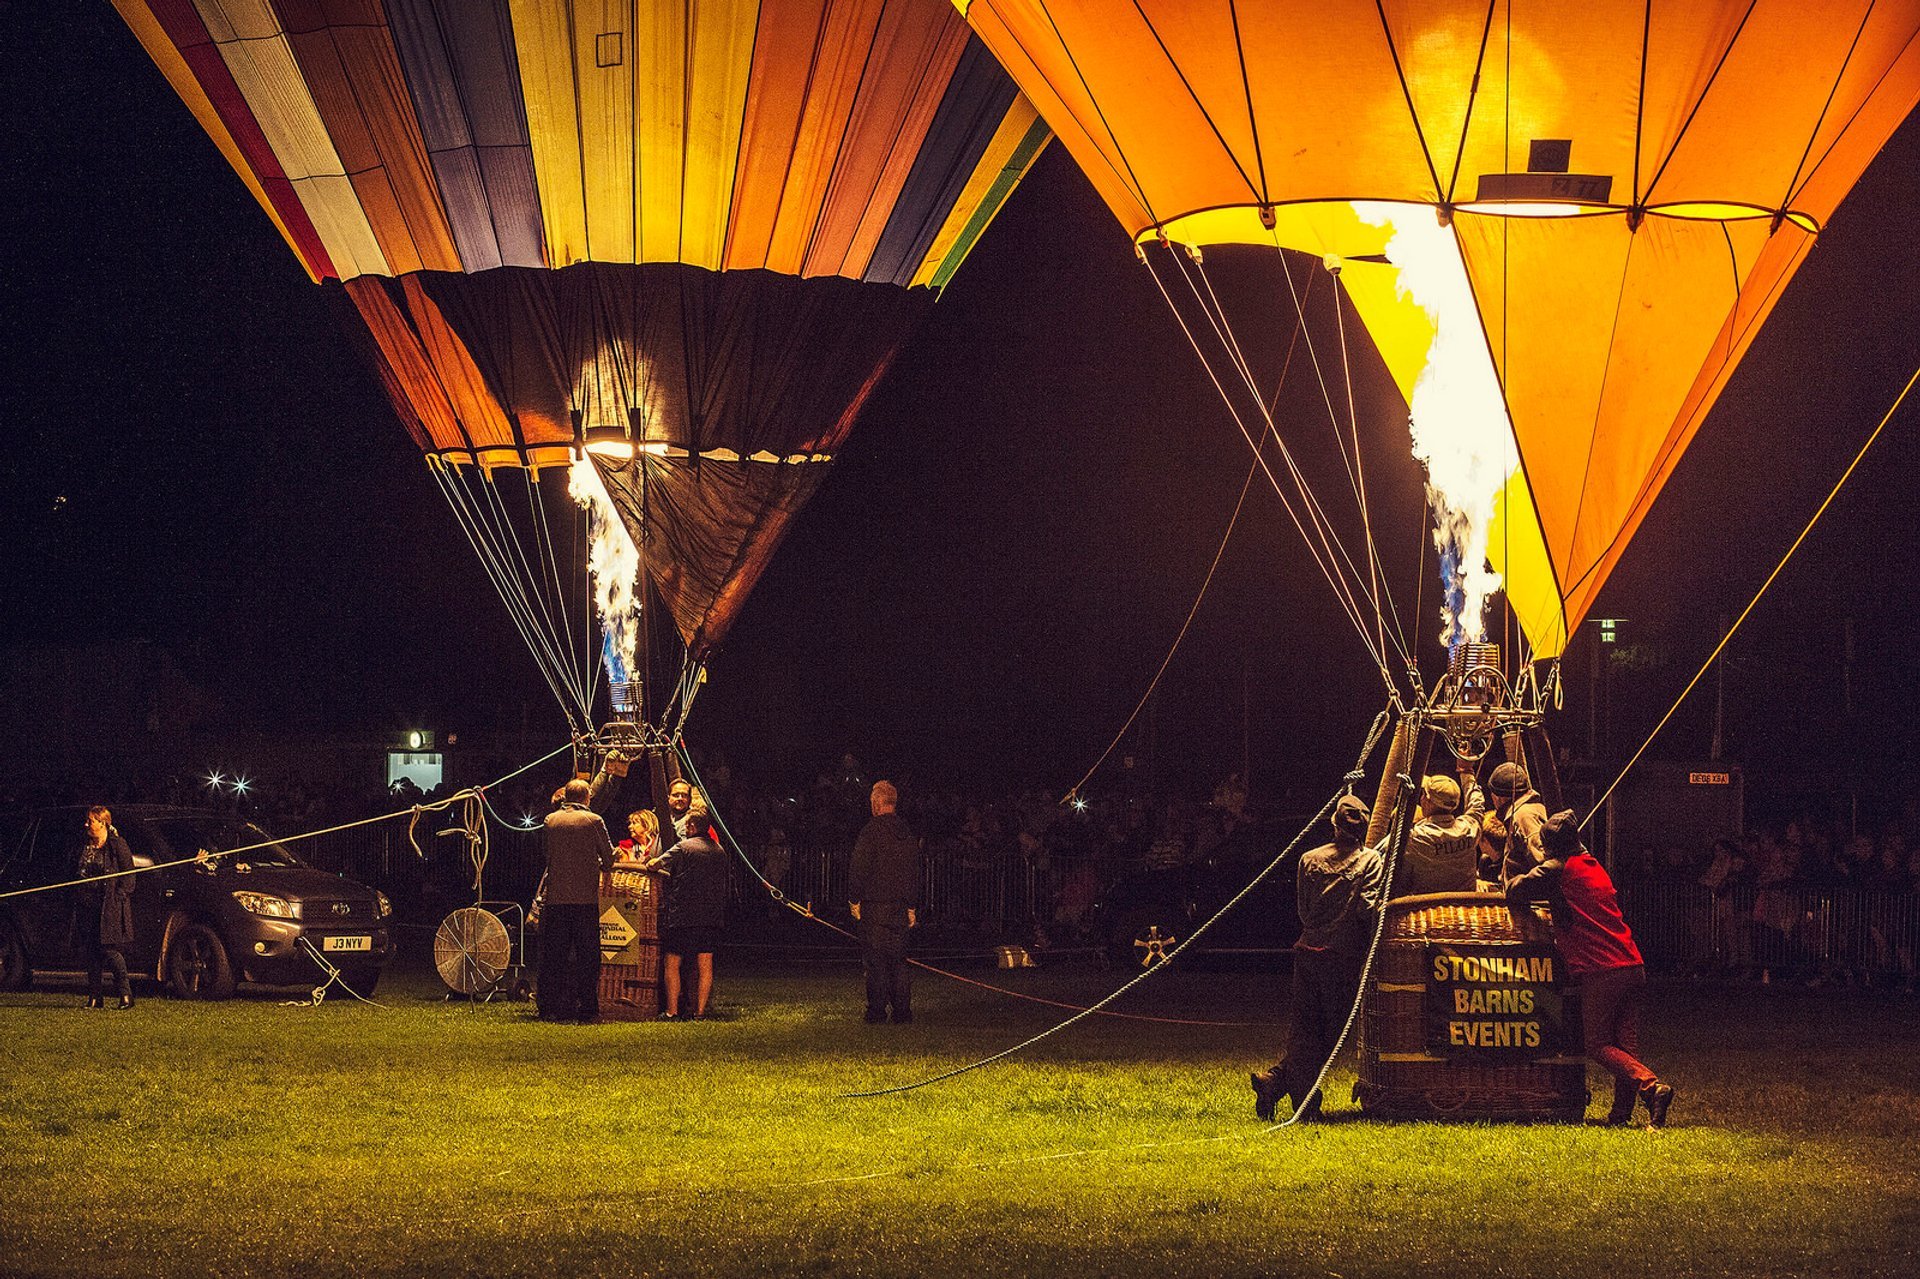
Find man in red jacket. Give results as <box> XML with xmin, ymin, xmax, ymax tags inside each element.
<box><xmin>1506</xmin><ymin>810</ymin><xmax>1676</xmax><ymax>1126</ymax></box>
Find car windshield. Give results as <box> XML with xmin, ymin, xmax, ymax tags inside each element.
<box><xmin>143</xmin><ymin>817</ymin><xmax>305</xmax><ymax>870</ymax></box>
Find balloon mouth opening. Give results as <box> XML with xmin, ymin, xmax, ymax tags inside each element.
<box><xmin>582</xmin><ymin>426</ymin><xmax>637</xmax><ymax>460</ymax></box>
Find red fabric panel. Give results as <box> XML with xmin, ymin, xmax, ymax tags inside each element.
<box><xmin>142</xmin><ymin>0</ymin><xmax>337</xmax><ymax>279</ymax></box>
<box><xmin>278</xmin><ymin>0</ymin><xmax>462</xmax><ymax>274</ymax></box>
<box><xmin>724</xmin><ymin>0</ymin><xmax>830</xmax><ymax>270</ymax></box>
<box><xmin>341</xmin><ymin>278</ymin><xmax>458</xmax><ymax>454</ymax></box>
<box><xmin>804</xmin><ymin>3</ymin><xmax>969</xmax><ymax>278</ymax></box>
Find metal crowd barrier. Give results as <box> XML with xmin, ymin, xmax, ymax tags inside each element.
<box><xmin>1620</xmin><ymin>882</ymin><xmax>1919</xmax><ymax>983</ymax></box>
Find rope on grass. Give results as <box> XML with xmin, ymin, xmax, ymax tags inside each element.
<box><xmin>279</xmin><ymin>938</ymin><xmax>388</xmax><ymax>1010</ymax></box>
<box><xmin>671</xmin><ymin>744</ymin><xmax>1276</xmax><ymax>1029</ymax></box>
<box><xmin>841</xmin><ymin>707</ymin><xmax>1394</xmax><ymax>1098</ymax></box>
<box><xmin>0</xmin><ymin>742</ymin><xmax>573</xmax><ymax>902</ymax></box>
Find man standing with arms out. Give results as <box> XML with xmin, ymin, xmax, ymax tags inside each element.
<box><xmin>539</xmin><ymin>778</ymin><xmax>616</xmax><ymax>1024</ymax></box>
<box><xmin>1251</xmin><ymin>795</ymin><xmax>1386</xmax><ymax>1121</ymax></box>
<box><xmin>1479</xmin><ymin>761</ymin><xmax>1549</xmax><ymax>886</ymax></box>
<box><xmin>848</xmin><ymin>780</ymin><xmax>921</xmax><ymax>1024</ymax></box>
<box><xmin>1506</xmin><ymin>810</ymin><xmax>1676</xmax><ymax>1126</ymax></box>
<box><xmin>1397</xmin><ymin>766</ymin><xmax>1486</xmax><ymax>897</ymax></box>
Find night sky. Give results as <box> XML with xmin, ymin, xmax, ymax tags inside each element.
<box><xmin>4</xmin><ymin>4</ymin><xmax>1917</xmax><ymax>805</ymax></box>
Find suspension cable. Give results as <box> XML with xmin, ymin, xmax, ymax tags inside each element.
<box><xmin>1141</xmin><ymin>248</ymin><xmax>1401</xmax><ymax>702</ymax></box>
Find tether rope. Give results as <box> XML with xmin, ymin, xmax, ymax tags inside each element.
<box><xmin>671</xmin><ymin>746</ymin><xmax>1266</xmax><ymax>1029</ymax></box>
<box><xmin>841</xmin><ymin>707</ymin><xmax>1394</xmax><ymax>1098</ymax></box>
<box><xmin>0</xmin><ymin>742</ymin><xmax>573</xmax><ymax>901</ymax></box>
<box><xmin>1584</xmin><ymin>362</ymin><xmax>1918</xmax><ymax>827</ymax></box>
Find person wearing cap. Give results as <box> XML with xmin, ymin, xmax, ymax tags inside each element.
<box><xmin>1506</xmin><ymin>809</ymin><xmax>1676</xmax><ymax>1126</ymax></box>
<box><xmin>1396</xmin><ymin>767</ymin><xmax>1486</xmax><ymax>898</ymax></box>
<box><xmin>1251</xmin><ymin>793</ymin><xmax>1386</xmax><ymax>1122</ymax></box>
<box><xmin>1479</xmin><ymin>761</ymin><xmax>1548</xmax><ymax>887</ymax></box>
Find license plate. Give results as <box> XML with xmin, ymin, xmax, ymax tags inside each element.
<box><xmin>322</xmin><ymin>935</ymin><xmax>372</xmax><ymax>953</ymax></box>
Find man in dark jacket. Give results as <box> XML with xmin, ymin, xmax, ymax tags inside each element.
<box><xmin>77</xmin><ymin>806</ymin><xmax>136</xmax><ymax>1010</ymax></box>
<box><xmin>848</xmin><ymin>780</ymin><xmax>921</xmax><ymax>1023</ymax></box>
<box><xmin>1506</xmin><ymin>809</ymin><xmax>1676</xmax><ymax>1126</ymax></box>
<box><xmin>538</xmin><ymin>778</ymin><xmax>616</xmax><ymax>1023</ymax></box>
<box><xmin>1251</xmin><ymin>794</ymin><xmax>1386</xmax><ymax>1121</ymax></box>
<box><xmin>1480</xmin><ymin>761</ymin><xmax>1549</xmax><ymax>885</ymax></box>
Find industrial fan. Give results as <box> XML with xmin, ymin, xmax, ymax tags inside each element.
<box><xmin>433</xmin><ymin>904</ymin><xmax>528</xmax><ymax>1001</ymax></box>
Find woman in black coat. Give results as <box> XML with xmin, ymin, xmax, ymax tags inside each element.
<box><xmin>77</xmin><ymin>806</ymin><xmax>136</xmax><ymax>1009</ymax></box>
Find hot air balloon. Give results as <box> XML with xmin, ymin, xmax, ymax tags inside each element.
<box><xmin>112</xmin><ymin>0</ymin><xmax>1048</xmax><ymax>745</ymax></box>
<box><xmin>960</xmin><ymin>0</ymin><xmax>1919</xmax><ymax>675</ymax></box>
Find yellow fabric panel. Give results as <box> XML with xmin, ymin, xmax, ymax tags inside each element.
<box><xmin>1429</xmin><ymin>0</ymin><xmax>1647</xmax><ymax>207</ymax></box>
<box><xmin>190</xmin><ymin>0</ymin><xmax>388</xmax><ymax>277</ymax></box>
<box><xmin>763</xmin><ymin>0</ymin><xmax>889</xmax><ymax>275</ymax></box>
<box><xmin>111</xmin><ymin>0</ymin><xmax>318</xmax><ymax>283</ymax></box>
<box><xmin>676</xmin><ymin>0</ymin><xmax>760</xmax><ymax>270</ymax></box>
<box><xmin>634</xmin><ymin>1</ymin><xmax>687</xmax><ymax>263</ymax></box>
<box><xmin>1487</xmin><ymin>470</ymin><xmax>1566</xmax><ymax>661</ymax></box>
<box><xmin>511</xmin><ymin>0</ymin><xmax>591</xmax><ymax>267</ymax></box>
<box><xmin>1454</xmin><ymin>211</ymin><xmax>1621</xmax><ymax>579</ymax></box>
<box><xmin>906</xmin><ymin>95</ymin><xmax>1039</xmax><ymax>288</ymax></box>
<box><xmin>574</xmin><ymin>0</ymin><xmax>638</xmax><ymax>264</ymax></box>
<box><xmin>1457</xmin><ymin>211</ymin><xmax>1790</xmax><ymax>625</ymax></box>
<box><xmin>1564</xmin><ymin>221</ymin><xmax>1819</xmax><ymax>632</ymax></box>
<box><xmin>1330</xmin><ymin>257</ymin><xmax>1435</xmax><ymax>408</ymax></box>
<box><xmin>1641</xmin><ymin>2</ymin><xmax>1874</xmax><ymax>207</ymax></box>
<box><xmin>1150</xmin><ymin>202</ymin><xmax>1396</xmax><ymax>260</ymax></box>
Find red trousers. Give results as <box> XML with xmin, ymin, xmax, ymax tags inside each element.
<box><xmin>1580</xmin><ymin>963</ymin><xmax>1656</xmax><ymax>1118</ymax></box>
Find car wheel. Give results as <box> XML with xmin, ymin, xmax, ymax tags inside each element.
<box><xmin>336</xmin><ymin>965</ymin><xmax>381</xmax><ymax>998</ymax></box>
<box><xmin>0</xmin><ymin>920</ymin><xmax>31</xmax><ymax>992</ymax></box>
<box><xmin>165</xmin><ymin>923</ymin><xmax>235</xmax><ymax>1000</ymax></box>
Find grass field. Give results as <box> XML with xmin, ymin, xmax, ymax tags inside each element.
<box><xmin>2</xmin><ymin>955</ymin><xmax>1916</xmax><ymax>1278</ymax></box>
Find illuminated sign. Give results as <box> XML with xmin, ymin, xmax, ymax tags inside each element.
<box><xmin>1424</xmin><ymin>943</ymin><xmax>1570</xmax><ymax>1060</ymax></box>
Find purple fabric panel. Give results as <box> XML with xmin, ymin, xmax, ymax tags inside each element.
<box><xmin>385</xmin><ymin>0</ymin><xmax>543</xmax><ymax>271</ymax></box>
<box><xmin>476</xmin><ymin>145</ymin><xmax>545</xmax><ymax>269</ymax></box>
<box><xmin>864</xmin><ymin>37</ymin><xmax>1018</xmax><ymax>287</ymax></box>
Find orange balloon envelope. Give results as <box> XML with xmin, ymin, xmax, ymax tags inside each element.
<box><xmin>961</xmin><ymin>0</ymin><xmax>1920</xmax><ymax>658</ymax></box>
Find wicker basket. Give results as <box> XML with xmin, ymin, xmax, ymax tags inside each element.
<box><xmin>1356</xmin><ymin>892</ymin><xmax>1589</xmax><ymax>1121</ymax></box>
<box><xmin>598</xmin><ymin>943</ymin><xmax>662</xmax><ymax>1021</ymax></box>
<box><xmin>597</xmin><ymin>872</ymin><xmax>663</xmax><ymax>1021</ymax></box>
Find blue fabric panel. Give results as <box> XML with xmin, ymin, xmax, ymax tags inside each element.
<box><xmin>862</xmin><ymin>37</ymin><xmax>1019</xmax><ymax>288</ymax></box>
<box><xmin>385</xmin><ymin>0</ymin><xmax>545</xmax><ymax>271</ymax></box>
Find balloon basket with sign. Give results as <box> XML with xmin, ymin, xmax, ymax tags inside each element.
<box><xmin>1354</xmin><ymin>894</ymin><xmax>1588</xmax><ymax>1122</ymax></box>
<box><xmin>597</xmin><ymin>869</ymin><xmax>664</xmax><ymax>1022</ymax></box>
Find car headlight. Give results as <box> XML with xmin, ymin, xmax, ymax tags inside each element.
<box><xmin>375</xmin><ymin>890</ymin><xmax>392</xmax><ymax>920</ymax></box>
<box><xmin>232</xmin><ymin>890</ymin><xmax>299</xmax><ymax>919</ymax></box>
